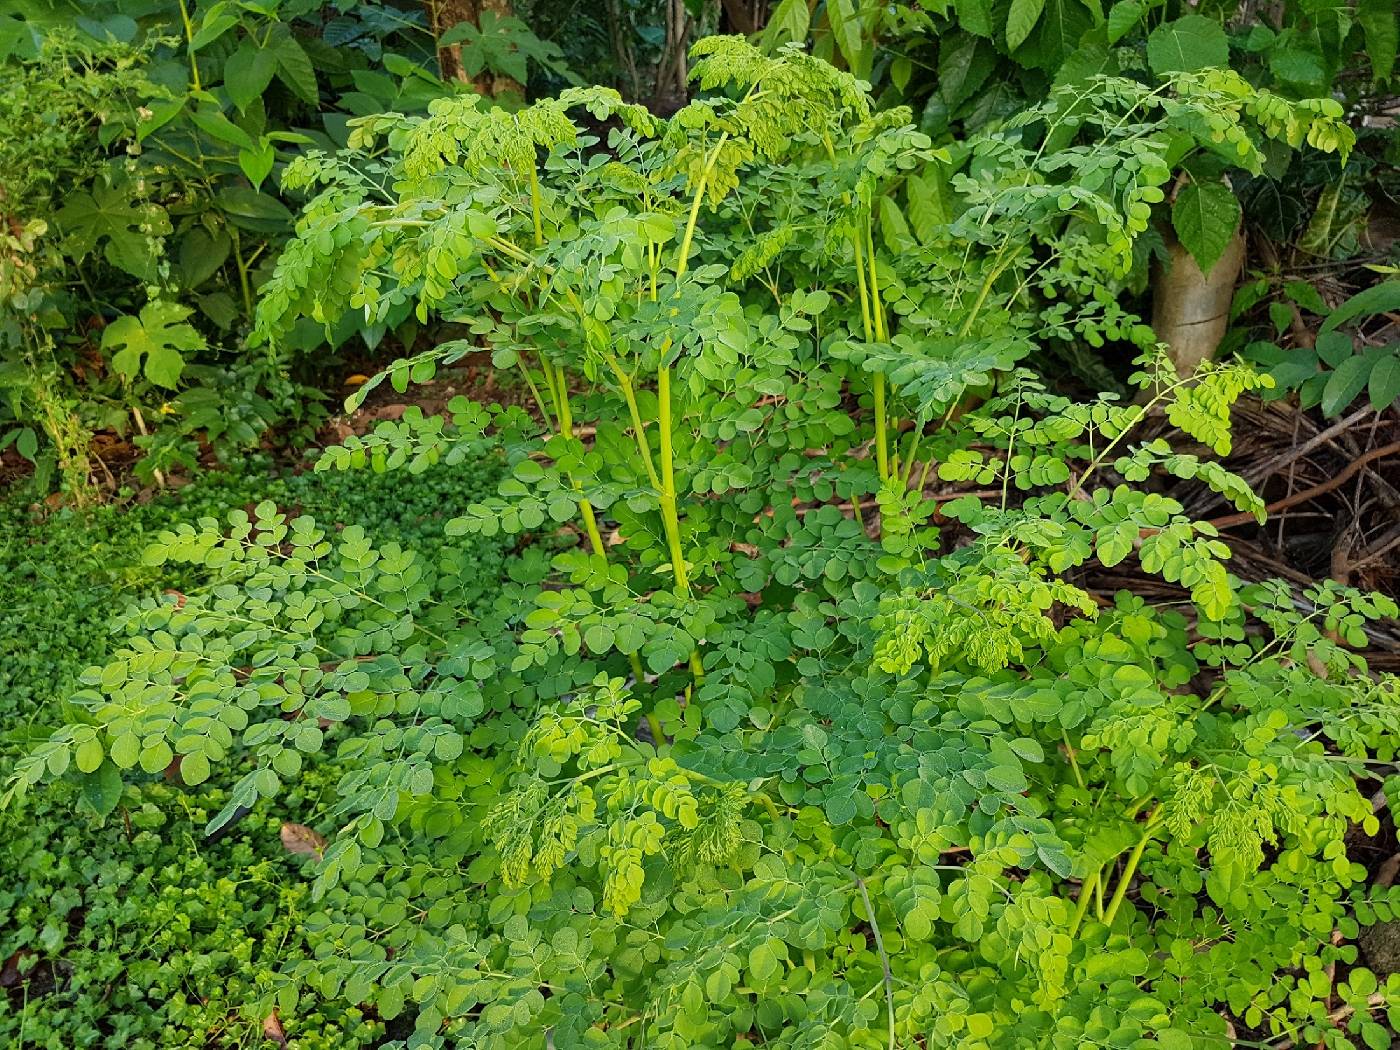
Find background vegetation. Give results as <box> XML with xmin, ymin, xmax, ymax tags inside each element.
<box><xmin>1</xmin><ymin>1</ymin><xmax>1399</xmax><ymax>1048</ymax></box>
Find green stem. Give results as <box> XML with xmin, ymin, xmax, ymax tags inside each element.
<box><xmin>916</xmin><ymin>458</ymin><xmax>934</xmax><ymax>494</ymax></box>
<box><xmin>864</xmin><ymin>217</ymin><xmax>891</xmax><ymax>484</ymax></box>
<box><xmin>528</xmin><ymin>162</ymin><xmax>545</xmax><ymax>248</ymax></box>
<box><xmin>854</xmin><ymin>876</ymin><xmax>897</xmax><ymax>1050</ymax></box>
<box><xmin>550</xmin><ymin>361</ymin><xmax>647</xmax><ymax>687</ymax></box>
<box><xmin>1067</xmin><ymin>375</ymin><xmax>1190</xmax><ymax>500</ymax></box>
<box><xmin>900</xmin><ymin>426</ymin><xmax>922</xmax><ymax>489</ymax></box>
<box><xmin>1062</xmin><ymin>731</ymin><xmax>1085</xmax><ymax>790</ymax></box>
<box><xmin>229</xmin><ymin>227</ymin><xmax>254</xmax><ymax>318</ymax></box>
<box><xmin>517</xmin><ymin>359</ymin><xmax>556</xmax><ymax>432</ymax></box>
<box><xmin>873</xmin><ymin>377</ymin><xmax>889</xmax><ymax>483</ymax></box>
<box><xmin>552</xmin><ymin>365</ymin><xmax>607</xmax><ymax>556</ymax></box>
<box><xmin>958</xmin><ymin>258</ymin><xmax>1007</xmax><ymax>338</ymax></box>
<box><xmin>177</xmin><ymin>0</ymin><xmax>201</xmax><ymax>91</ymax></box>
<box><xmin>645</xmin><ymin>712</ymin><xmax>665</xmax><ymax>744</ymax></box>
<box><xmin>656</xmin><ymin>367</ymin><xmax>687</xmax><ymax>595</ymax></box>
<box><xmin>849</xmin><ymin>219</ymin><xmax>889</xmax><ymax>483</ymax></box>
<box><xmin>651</xmin><ymin>138</ymin><xmax>729</xmax><ymax>688</ymax></box>
<box><xmin>674</xmin><ymin>134</ymin><xmax>728</xmax><ymax>279</ymax></box>
<box><xmin>605</xmin><ymin>354</ymin><xmax>661</xmax><ymax>491</ymax></box>
<box><xmin>1102</xmin><ymin>808</ymin><xmax>1162</xmax><ymax>927</ymax></box>
<box><xmin>1067</xmin><ymin>867</ymin><xmax>1100</xmax><ymax>938</ymax></box>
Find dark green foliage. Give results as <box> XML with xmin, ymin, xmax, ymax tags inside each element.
<box><xmin>0</xmin><ymin>1</ymin><xmax>460</xmax><ymax>493</ymax></box>
<box><xmin>0</xmin><ymin>449</ymin><xmax>506</xmax><ymax>725</ymax></box>
<box><xmin>1242</xmin><ymin>281</ymin><xmax>1400</xmax><ymax>416</ymax></box>
<box><xmin>0</xmin><ymin>448</ymin><xmax>508</xmax><ymax>1047</ymax></box>
<box><xmin>0</xmin><ymin>773</ymin><xmax>382</xmax><ymax>1050</ymax></box>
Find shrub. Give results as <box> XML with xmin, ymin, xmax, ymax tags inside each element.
<box><xmin>0</xmin><ymin>3</ymin><xmax>455</xmax><ymax>493</ymax></box>
<box><xmin>13</xmin><ymin>39</ymin><xmax>1400</xmax><ymax>1049</ymax></box>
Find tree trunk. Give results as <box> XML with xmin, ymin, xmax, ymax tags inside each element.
<box><xmin>651</xmin><ymin>0</ymin><xmax>691</xmax><ymax>113</ymax></box>
<box><xmin>423</xmin><ymin>0</ymin><xmax>521</xmax><ymax>97</ymax></box>
<box><xmin>1151</xmin><ymin>220</ymin><xmax>1246</xmax><ymax>378</ymax></box>
<box><xmin>719</xmin><ymin>0</ymin><xmax>768</xmax><ymax>34</ymax></box>
<box><xmin>605</xmin><ymin>0</ymin><xmax>642</xmax><ymax>100</ymax></box>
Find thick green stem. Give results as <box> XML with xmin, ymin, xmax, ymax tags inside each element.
<box><xmin>649</xmin><ymin>140</ymin><xmax>730</xmax><ymax>688</ymax></box>
<box><xmin>865</xmin><ymin>218</ymin><xmax>892</xmax><ymax>483</ymax></box>
<box><xmin>873</xmin><ymin>379</ymin><xmax>889</xmax><ymax>482</ymax></box>
<box><xmin>656</xmin><ymin>366</ymin><xmax>688</xmax><ymax>595</ymax></box>
<box><xmin>645</xmin><ymin>712</ymin><xmax>665</xmax><ymax>743</ymax></box>
<box><xmin>1067</xmin><ymin>867</ymin><xmax>1100</xmax><ymax>938</ymax></box>
<box><xmin>551</xmin><ymin>362</ymin><xmax>647</xmax><ymax>687</ymax></box>
<box><xmin>655</xmin><ymin>366</ymin><xmax>706</xmax><ymax>685</ymax></box>
<box><xmin>605</xmin><ymin>354</ymin><xmax>661</xmax><ymax>491</ymax></box>
<box><xmin>849</xmin><ymin>220</ymin><xmax>888</xmax><ymax>482</ymax></box>
<box><xmin>1102</xmin><ymin>808</ymin><xmax>1161</xmax><ymax>927</ymax></box>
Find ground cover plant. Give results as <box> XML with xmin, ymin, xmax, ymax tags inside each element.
<box><xmin>0</xmin><ymin>450</ymin><xmax>510</xmax><ymax>1047</ymax></box>
<box><xmin>10</xmin><ymin>36</ymin><xmax>1400</xmax><ymax>1050</ymax></box>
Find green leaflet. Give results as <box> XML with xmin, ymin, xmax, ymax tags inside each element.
<box><xmin>1006</xmin><ymin>0</ymin><xmax>1046</xmax><ymax>52</ymax></box>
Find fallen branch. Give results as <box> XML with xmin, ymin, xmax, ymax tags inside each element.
<box><xmin>1209</xmin><ymin>440</ymin><xmax>1400</xmax><ymax>529</ymax></box>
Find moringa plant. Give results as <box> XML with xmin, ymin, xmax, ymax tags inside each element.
<box><xmin>14</xmin><ymin>38</ymin><xmax>1400</xmax><ymax>1050</ymax></box>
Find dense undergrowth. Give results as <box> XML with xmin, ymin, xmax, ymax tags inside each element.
<box><xmin>0</xmin><ymin>453</ymin><xmax>508</xmax><ymax>1047</ymax></box>
<box><xmin>4</xmin><ymin>2</ymin><xmax>1400</xmax><ymax>1048</ymax></box>
<box><xmin>8</xmin><ymin>36</ymin><xmax>1400</xmax><ymax>1050</ymax></box>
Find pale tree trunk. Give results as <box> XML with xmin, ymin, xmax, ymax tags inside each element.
<box><xmin>424</xmin><ymin>0</ymin><xmax>522</xmax><ymax>97</ymax></box>
<box><xmin>1152</xmin><ymin>219</ymin><xmax>1246</xmax><ymax>378</ymax></box>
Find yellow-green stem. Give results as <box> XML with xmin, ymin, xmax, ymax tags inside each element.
<box><xmin>1068</xmin><ymin>867</ymin><xmax>1101</xmax><ymax>937</ymax></box>
<box><xmin>900</xmin><ymin>427</ymin><xmax>923</xmax><ymax>489</ymax></box>
<box><xmin>865</xmin><ymin>220</ymin><xmax>888</xmax><ymax>342</ymax></box>
<box><xmin>652</xmin><ymin>141</ymin><xmax>729</xmax><ymax>687</ymax></box>
<box><xmin>646</xmin><ymin>712</ymin><xmax>665</xmax><ymax>744</ymax></box>
<box><xmin>1062</xmin><ymin>731</ymin><xmax>1085</xmax><ymax>790</ymax></box>
<box><xmin>656</xmin><ymin>365</ymin><xmax>688</xmax><ymax>595</ymax></box>
<box><xmin>917</xmin><ymin>458</ymin><xmax>934</xmax><ymax>493</ymax></box>
<box><xmin>864</xmin><ymin>219</ymin><xmax>892</xmax><ymax>482</ymax></box>
<box><xmin>553</xmin><ymin>367</ymin><xmax>609</xmax><ymax>560</ymax></box>
<box><xmin>958</xmin><ymin>255</ymin><xmax>1012</xmax><ymax>338</ymax></box>
<box><xmin>517</xmin><ymin>359</ymin><xmax>555</xmax><ymax>432</ymax></box>
<box><xmin>229</xmin><ymin>227</ymin><xmax>254</xmax><ymax>318</ymax></box>
<box><xmin>873</xmin><ymin>377</ymin><xmax>890</xmax><ymax>481</ymax></box>
<box><xmin>674</xmin><ymin>134</ymin><xmax>728</xmax><ymax>279</ymax></box>
<box><xmin>605</xmin><ymin>354</ymin><xmax>661</xmax><ymax>491</ymax></box>
<box><xmin>528</xmin><ymin>163</ymin><xmax>545</xmax><ymax>247</ymax></box>
<box><xmin>1102</xmin><ymin>808</ymin><xmax>1161</xmax><ymax>926</ymax></box>
<box><xmin>177</xmin><ymin>0</ymin><xmax>202</xmax><ymax>91</ymax></box>
<box><xmin>552</xmin><ymin>363</ymin><xmax>646</xmax><ymax>688</ymax></box>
